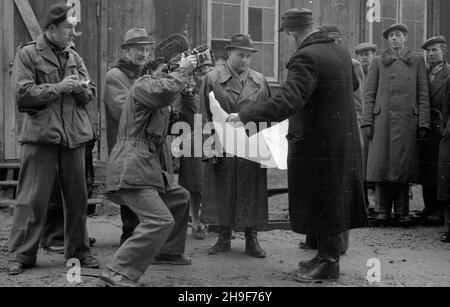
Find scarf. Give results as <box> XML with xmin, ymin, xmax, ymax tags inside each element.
<box><xmin>113</xmin><ymin>58</ymin><xmax>143</xmax><ymax>80</ymax></box>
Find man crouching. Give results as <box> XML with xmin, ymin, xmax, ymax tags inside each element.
<box><xmin>100</xmin><ymin>51</ymin><xmax>198</xmax><ymax>287</ymax></box>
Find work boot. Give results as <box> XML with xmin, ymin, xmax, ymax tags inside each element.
<box><xmin>298</xmin><ymin>255</ymin><xmax>319</xmax><ymax>273</ymax></box>
<box><xmin>209</xmin><ymin>226</ymin><xmax>232</xmax><ymax>255</ymax></box>
<box><xmin>79</xmin><ymin>255</ymin><xmax>100</xmax><ymax>269</ymax></box>
<box><xmin>100</xmin><ymin>269</ymin><xmax>139</xmax><ymax>288</ymax></box>
<box><xmin>245</xmin><ymin>228</ymin><xmax>266</xmax><ymax>258</ymax></box>
<box><xmin>6</xmin><ymin>261</ymin><xmax>35</xmax><ymax>276</ymax></box>
<box><xmin>292</xmin><ymin>233</ymin><xmax>340</xmax><ymax>283</ymax></box>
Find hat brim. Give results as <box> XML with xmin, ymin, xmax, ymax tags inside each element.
<box><xmin>422</xmin><ymin>41</ymin><xmax>446</xmax><ymax>50</ymax></box>
<box><xmin>355</xmin><ymin>48</ymin><xmax>377</xmax><ymax>54</ymax></box>
<box><xmin>121</xmin><ymin>41</ymin><xmax>155</xmax><ymax>49</ymax></box>
<box><xmin>383</xmin><ymin>28</ymin><xmax>408</xmax><ymax>40</ymax></box>
<box><xmin>225</xmin><ymin>46</ymin><xmax>258</xmax><ymax>53</ymax></box>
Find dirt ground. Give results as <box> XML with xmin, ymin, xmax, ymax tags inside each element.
<box><xmin>1</xmin><ymin>185</ymin><xmax>450</xmax><ymax>287</ymax></box>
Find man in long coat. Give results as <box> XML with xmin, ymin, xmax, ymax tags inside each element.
<box><xmin>227</xmin><ymin>9</ymin><xmax>367</xmax><ymax>283</ymax></box>
<box><xmin>419</xmin><ymin>36</ymin><xmax>450</xmax><ymax>225</ymax></box>
<box><xmin>200</xmin><ymin>34</ymin><xmax>271</xmax><ymax>259</ymax></box>
<box><xmin>103</xmin><ymin>28</ymin><xmax>153</xmax><ymax>245</ymax></box>
<box><xmin>361</xmin><ymin>24</ymin><xmax>431</xmax><ymax>226</ymax></box>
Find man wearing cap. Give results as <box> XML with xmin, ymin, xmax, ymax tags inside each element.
<box><xmin>419</xmin><ymin>36</ymin><xmax>450</xmax><ymax>226</ymax></box>
<box><xmin>103</xmin><ymin>28</ymin><xmax>153</xmax><ymax>246</ymax></box>
<box><xmin>361</xmin><ymin>23</ymin><xmax>431</xmax><ymax>226</ymax></box>
<box><xmin>355</xmin><ymin>43</ymin><xmax>378</xmax><ymax>81</ymax></box>
<box><xmin>6</xmin><ymin>2</ymin><xmax>99</xmax><ymax>275</ymax></box>
<box><xmin>200</xmin><ymin>34</ymin><xmax>271</xmax><ymax>259</ymax></box>
<box><xmin>227</xmin><ymin>9</ymin><xmax>367</xmax><ymax>283</ymax></box>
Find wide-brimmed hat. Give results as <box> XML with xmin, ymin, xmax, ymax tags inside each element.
<box><xmin>382</xmin><ymin>23</ymin><xmax>408</xmax><ymax>40</ymax></box>
<box><xmin>225</xmin><ymin>34</ymin><xmax>258</xmax><ymax>53</ymax></box>
<box><xmin>355</xmin><ymin>42</ymin><xmax>378</xmax><ymax>54</ymax></box>
<box><xmin>279</xmin><ymin>8</ymin><xmax>314</xmax><ymax>32</ymax></box>
<box><xmin>121</xmin><ymin>28</ymin><xmax>154</xmax><ymax>49</ymax></box>
<box><xmin>422</xmin><ymin>36</ymin><xmax>447</xmax><ymax>50</ymax></box>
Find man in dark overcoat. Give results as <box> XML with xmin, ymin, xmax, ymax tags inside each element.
<box><xmin>227</xmin><ymin>9</ymin><xmax>367</xmax><ymax>283</ymax></box>
<box><xmin>419</xmin><ymin>36</ymin><xmax>450</xmax><ymax>225</ymax></box>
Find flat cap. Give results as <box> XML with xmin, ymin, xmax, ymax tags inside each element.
<box><xmin>43</xmin><ymin>2</ymin><xmax>72</xmax><ymax>29</ymax></box>
<box><xmin>279</xmin><ymin>8</ymin><xmax>314</xmax><ymax>32</ymax></box>
<box><xmin>382</xmin><ymin>23</ymin><xmax>408</xmax><ymax>40</ymax></box>
<box><xmin>421</xmin><ymin>36</ymin><xmax>447</xmax><ymax>50</ymax></box>
<box><xmin>355</xmin><ymin>42</ymin><xmax>378</xmax><ymax>54</ymax></box>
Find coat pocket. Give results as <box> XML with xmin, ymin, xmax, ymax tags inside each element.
<box><xmin>35</xmin><ymin>65</ymin><xmax>60</xmax><ymax>84</ymax></box>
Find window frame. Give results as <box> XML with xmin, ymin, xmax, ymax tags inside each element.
<box><xmin>368</xmin><ymin>0</ymin><xmax>427</xmax><ymax>53</ymax></box>
<box><xmin>207</xmin><ymin>0</ymin><xmax>280</xmax><ymax>83</ymax></box>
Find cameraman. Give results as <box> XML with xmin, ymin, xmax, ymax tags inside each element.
<box><xmin>100</xmin><ymin>46</ymin><xmax>198</xmax><ymax>287</ymax></box>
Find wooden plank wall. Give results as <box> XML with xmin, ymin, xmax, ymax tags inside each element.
<box><xmin>0</xmin><ymin>1</ymin><xmax>4</xmax><ymax>160</ymax></box>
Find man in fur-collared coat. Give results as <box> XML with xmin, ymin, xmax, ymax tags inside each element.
<box><xmin>361</xmin><ymin>24</ymin><xmax>431</xmax><ymax>226</ymax></box>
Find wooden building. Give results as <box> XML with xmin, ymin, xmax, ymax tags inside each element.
<box><xmin>1</xmin><ymin>0</ymin><xmax>450</xmax><ymax>162</ymax></box>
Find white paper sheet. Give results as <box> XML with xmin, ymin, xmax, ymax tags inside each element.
<box><xmin>208</xmin><ymin>92</ymin><xmax>288</xmax><ymax>170</ymax></box>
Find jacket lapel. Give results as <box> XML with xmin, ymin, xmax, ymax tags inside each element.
<box><xmin>218</xmin><ymin>65</ymin><xmax>241</xmax><ymax>96</ymax></box>
<box><xmin>36</xmin><ymin>35</ymin><xmax>61</xmax><ymax>70</ymax></box>
<box><xmin>429</xmin><ymin>64</ymin><xmax>449</xmax><ymax>99</ymax></box>
<box><xmin>238</xmin><ymin>71</ymin><xmax>262</xmax><ymax>104</ymax></box>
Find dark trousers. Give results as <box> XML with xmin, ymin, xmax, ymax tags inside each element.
<box><xmin>306</xmin><ymin>232</ymin><xmax>349</xmax><ymax>253</ymax></box>
<box><xmin>423</xmin><ymin>185</ymin><xmax>444</xmax><ymax>213</ymax></box>
<box><xmin>375</xmin><ymin>183</ymin><xmax>409</xmax><ymax>216</ymax></box>
<box><xmin>107</xmin><ymin>185</ymin><xmax>190</xmax><ymax>282</ymax></box>
<box><xmin>8</xmin><ymin>144</ymin><xmax>91</xmax><ymax>265</ymax></box>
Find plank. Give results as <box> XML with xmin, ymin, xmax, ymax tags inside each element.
<box><xmin>4</xmin><ymin>0</ymin><xmax>17</xmax><ymax>160</ymax></box>
<box><xmin>0</xmin><ymin>0</ymin><xmax>4</xmax><ymax>161</ymax></box>
<box><xmin>14</xmin><ymin>0</ymin><xmax>42</xmax><ymax>40</ymax></box>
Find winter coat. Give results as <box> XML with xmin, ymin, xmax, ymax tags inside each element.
<box><xmin>239</xmin><ymin>31</ymin><xmax>368</xmax><ymax>235</ymax></box>
<box><xmin>200</xmin><ymin>62</ymin><xmax>271</xmax><ymax>229</ymax></box>
<box><xmin>361</xmin><ymin>48</ymin><xmax>431</xmax><ymax>184</ymax></box>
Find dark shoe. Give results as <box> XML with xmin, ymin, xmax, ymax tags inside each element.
<box><xmin>298</xmin><ymin>255</ymin><xmax>319</xmax><ymax>273</ymax></box>
<box><xmin>6</xmin><ymin>261</ymin><xmax>34</xmax><ymax>276</ymax></box>
<box><xmin>292</xmin><ymin>258</ymin><xmax>340</xmax><ymax>283</ymax></box>
<box><xmin>79</xmin><ymin>255</ymin><xmax>100</xmax><ymax>269</ymax></box>
<box><xmin>245</xmin><ymin>228</ymin><xmax>266</xmax><ymax>258</ymax></box>
<box><xmin>424</xmin><ymin>214</ymin><xmax>445</xmax><ymax>226</ymax></box>
<box><xmin>193</xmin><ymin>226</ymin><xmax>207</xmax><ymax>240</ymax></box>
<box><xmin>416</xmin><ymin>208</ymin><xmax>434</xmax><ymax>218</ymax></box>
<box><xmin>89</xmin><ymin>238</ymin><xmax>97</xmax><ymax>247</ymax></box>
<box><xmin>397</xmin><ymin>215</ymin><xmax>414</xmax><ymax>227</ymax></box>
<box><xmin>99</xmin><ymin>269</ymin><xmax>138</xmax><ymax>288</ymax></box>
<box><xmin>374</xmin><ymin>213</ymin><xmax>389</xmax><ymax>227</ymax></box>
<box><xmin>151</xmin><ymin>254</ymin><xmax>192</xmax><ymax>265</ymax></box>
<box><xmin>209</xmin><ymin>226</ymin><xmax>232</xmax><ymax>255</ymax></box>
<box><xmin>441</xmin><ymin>233</ymin><xmax>450</xmax><ymax>243</ymax></box>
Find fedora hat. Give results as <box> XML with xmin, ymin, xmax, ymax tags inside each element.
<box><xmin>225</xmin><ymin>34</ymin><xmax>258</xmax><ymax>53</ymax></box>
<box><xmin>121</xmin><ymin>28</ymin><xmax>154</xmax><ymax>49</ymax></box>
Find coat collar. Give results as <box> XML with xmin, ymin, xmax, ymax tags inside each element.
<box><xmin>429</xmin><ymin>63</ymin><xmax>450</xmax><ymax>98</ymax></box>
<box><xmin>113</xmin><ymin>58</ymin><xmax>142</xmax><ymax>80</ymax></box>
<box><xmin>35</xmin><ymin>34</ymin><xmax>75</xmax><ymax>69</ymax></box>
<box><xmin>381</xmin><ymin>47</ymin><xmax>414</xmax><ymax>67</ymax></box>
<box><xmin>298</xmin><ymin>30</ymin><xmax>335</xmax><ymax>51</ymax></box>
<box><xmin>217</xmin><ymin>64</ymin><xmax>264</xmax><ymax>104</ymax></box>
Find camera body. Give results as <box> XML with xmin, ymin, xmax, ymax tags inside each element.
<box><xmin>167</xmin><ymin>46</ymin><xmax>215</xmax><ymax>73</ymax></box>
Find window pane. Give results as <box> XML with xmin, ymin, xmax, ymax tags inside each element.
<box><xmin>211</xmin><ymin>40</ymin><xmax>229</xmax><ymax>64</ymax></box>
<box><xmin>249</xmin><ymin>0</ymin><xmax>276</xmax><ymax>8</ymax></box>
<box><xmin>212</xmin><ymin>4</ymin><xmax>224</xmax><ymax>39</ymax></box>
<box><xmin>251</xmin><ymin>43</ymin><xmax>275</xmax><ymax>78</ymax></box>
<box><xmin>249</xmin><ymin>8</ymin><xmax>275</xmax><ymax>42</ymax></box>
<box><xmin>223</xmin><ymin>5</ymin><xmax>241</xmax><ymax>38</ymax></box>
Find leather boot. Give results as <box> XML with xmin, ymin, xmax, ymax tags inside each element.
<box><xmin>209</xmin><ymin>226</ymin><xmax>232</xmax><ymax>254</ymax></box>
<box><xmin>245</xmin><ymin>227</ymin><xmax>266</xmax><ymax>258</ymax></box>
<box><xmin>292</xmin><ymin>233</ymin><xmax>340</xmax><ymax>283</ymax></box>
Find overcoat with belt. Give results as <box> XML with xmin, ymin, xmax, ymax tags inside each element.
<box><xmin>361</xmin><ymin>48</ymin><xmax>431</xmax><ymax>184</ymax></box>
<box><xmin>239</xmin><ymin>31</ymin><xmax>368</xmax><ymax>235</ymax></box>
<box><xmin>200</xmin><ymin>63</ymin><xmax>271</xmax><ymax>229</ymax></box>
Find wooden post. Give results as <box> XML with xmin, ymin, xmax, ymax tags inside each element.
<box><xmin>3</xmin><ymin>0</ymin><xmax>17</xmax><ymax>161</ymax></box>
<box><xmin>99</xmin><ymin>0</ymin><xmax>109</xmax><ymax>162</ymax></box>
<box><xmin>0</xmin><ymin>0</ymin><xmax>4</xmax><ymax>161</ymax></box>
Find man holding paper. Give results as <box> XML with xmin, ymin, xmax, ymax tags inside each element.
<box><xmin>200</xmin><ymin>34</ymin><xmax>271</xmax><ymax>259</ymax></box>
<box><xmin>227</xmin><ymin>9</ymin><xmax>367</xmax><ymax>282</ymax></box>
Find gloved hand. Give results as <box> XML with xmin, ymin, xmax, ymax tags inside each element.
<box><xmin>55</xmin><ymin>75</ymin><xmax>82</xmax><ymax>94</ymax></box>
<box><xmin>179</xmin><ymin>54</ymin><xmax>198</xmax><ymax>74</ymax></box>
<box><xmin>362</xmin><ymin>126</ymin><xmax>374</xmax><ymax>140</ymax></box>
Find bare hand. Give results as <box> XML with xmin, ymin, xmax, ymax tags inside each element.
<box><xmin>179</xmin><ymin>54</ymin><xmax>198</xmax><ymax>74</ymax></box>
<box><xmin>226</xmin><ymin>113</ymin><xmax>244</xmax><ymax>128</ymax></box>
<box><xmin>56</xmin><ymin>75</ymin><xmax>81</xmax><ymax>94</ymax></box>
